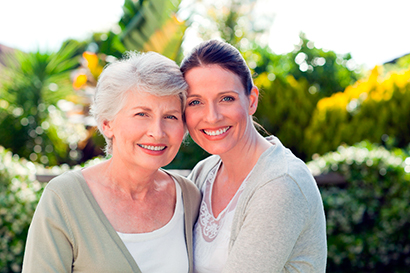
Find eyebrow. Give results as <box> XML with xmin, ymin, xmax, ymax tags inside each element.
<box><xmin>187</xmin><ymin>90</ymin><xmax>239</xmax><ymax>98</ymax></box>
<box><xmin>130</xmin><ymin>106</ymin><xmax>181</xmax><ymax>114</ymax></box>
<box><xmin>131</xmin><ymin>106</ymin><xmax>151</xmax><ymax>111</ymax></box>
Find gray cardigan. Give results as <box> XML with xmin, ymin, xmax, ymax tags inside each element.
<box><xmin>188</xmin><ymin>136</ymin><xmax>327</xmax><ymax>273</ymax></box>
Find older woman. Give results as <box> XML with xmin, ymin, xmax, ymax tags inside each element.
<box><xmin>22</xmin><ymin>51</ymin><xmax>200</xmax><ymax>273</ymax></box>
<box><xmin>180</xmin><ymin>40</ymin><xmax>327</xmax><ymax>273</ymax></box>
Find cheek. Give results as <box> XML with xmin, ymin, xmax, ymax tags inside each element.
<box><xmin>184</xmin><ymin>109</ymin><xmax>197</xmax><ymax>130</ymax></box>
<box><xmin>170</xmin><ymin>121</ymin><xmax>186</xmax><ymax>142</ymax></box>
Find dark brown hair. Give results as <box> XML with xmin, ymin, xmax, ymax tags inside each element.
<box><xmin>180</xmin><ymin>40</ymin><xmax>254</xmax><ymax>96</ymax></box>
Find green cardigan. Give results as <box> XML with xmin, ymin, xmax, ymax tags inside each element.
<box><xmin>22</xmin><ymin>169</ymin><xmax>200</xmax><ymax>273</ymax></box>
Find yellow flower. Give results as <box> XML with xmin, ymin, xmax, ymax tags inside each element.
<box><xmin>72</xmin><ymin>74</ymin><xmax>88</xmax><ymax>90</ymax></box>
<box><xmin>83</xmin><ymin>52</ymin><xmax>103</xmax><ymax>80</ymax></box>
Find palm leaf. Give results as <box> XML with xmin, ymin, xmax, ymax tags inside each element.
<box><xmin>119</xmin><ymin>0</ymin><xmax>186</xmax><ymax>60</ymax></box>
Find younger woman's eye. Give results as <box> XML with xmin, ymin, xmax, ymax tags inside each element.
<box><xmin>222</xmin><ymin>96</ymin><xmax>234</xmax><ymax>102</ymax></box>
<box><xmin>188</xmin><ymin>100</ymin><xmax>201</xmax><ymax>106</ymax></box>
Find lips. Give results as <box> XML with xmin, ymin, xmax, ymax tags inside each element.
<box><xmin>138</xmin><ymin>144</ymin><xmax>166</xmax><ymax>151</ymax></box>
<box><xmin>202</xmin><ymin>126</ymin><xmax>231</xmax><ymax>136</ymax></box>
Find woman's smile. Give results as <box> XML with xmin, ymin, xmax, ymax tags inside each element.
<box><xmin>202</xmin><ymin>126</ymin><xmax>231</xmax><ymax>137</ymax></box>
<box><xmin>137</xmin><ymin>144</ymin><xmax>167</xmax><ymax>151</ymax></box>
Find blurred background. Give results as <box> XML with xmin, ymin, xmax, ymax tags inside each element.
<box><xmin>0</xmin><ymin>0</ymin><xmax>409</xmax><ymax>272</ymax></box>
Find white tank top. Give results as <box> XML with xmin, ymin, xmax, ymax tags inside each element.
<box><xmin>193</xmin><ymin>162</ymin><xmax>248</xmax><ymax>273</ymax></box>
<box><xmin>117</xmin><ymin>179</ymin><xmax>188</xmax><ymax>273</ymax></box>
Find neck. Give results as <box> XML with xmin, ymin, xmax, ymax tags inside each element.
<box><xmin>102</xmin><ymin>158</ymin><xmax>161</xmax><ymax>199</ymax></box>
<box><xmin>218</xmin><ymin>129</ymin><xmax>271</xmax><ymax>184</ymax></box>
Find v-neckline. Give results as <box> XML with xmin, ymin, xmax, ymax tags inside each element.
<box><xmin>72</xmin><ymin>169</ymin><xmax>143</xmax><ymax>273</ymax></box>
<box><xmin>206</xmin><ymin>162</ymin><xmax>249</xmax><ymax>220</ymax></box>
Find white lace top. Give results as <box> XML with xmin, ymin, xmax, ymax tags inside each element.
<box><xmin>193</xmin><ymin>162</ymin><xmax>249</xmax><ymax>273</ymax></box>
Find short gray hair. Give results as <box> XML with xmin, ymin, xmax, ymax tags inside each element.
<box><xmin>90</xmin><ymin>51</ymin><xmax>188</xmax><ymax>155</ymax></box>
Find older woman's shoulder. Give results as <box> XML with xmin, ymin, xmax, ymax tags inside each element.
<box><xmin>45</xmin><ymin>169</ymin><xmax>84</xmax><ymax>194</ymax></box>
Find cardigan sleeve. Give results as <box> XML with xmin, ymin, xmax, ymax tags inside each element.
<box><xmin>222</xmin><ymin>175</ymin><xmax>310</xmax><ymax>273</ymax></box>
<box><xmin>22</xmin><ymin>186</ymin><xmax>75</xmax><ymax>273</ymax></box>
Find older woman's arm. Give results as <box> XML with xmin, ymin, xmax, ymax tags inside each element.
<box><xmin>22</xmin><ymin>187</ymin><xmax>74</xmax><ymax>273</ymax></box>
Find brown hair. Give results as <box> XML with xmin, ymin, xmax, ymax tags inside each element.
<box><xmin>180</xmin><ymin>40</ymin><xmax>254</xmax><ymax>96</ymax></box>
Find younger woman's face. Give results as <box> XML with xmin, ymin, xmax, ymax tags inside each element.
<box><xmin>184</xmin><ymin>65</ymin><xmax>258</xmax><ymax>156</ymax></box>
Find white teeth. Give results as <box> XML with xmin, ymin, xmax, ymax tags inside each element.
<box><xmin>139</xmin><ymin>144</ymin><xmax>166</xmax><ymax>151</ymax></box>
<box><xmin>203</xmin><ymin>127</ymin><xmax>230</xmax><ymax>136</ymax></box>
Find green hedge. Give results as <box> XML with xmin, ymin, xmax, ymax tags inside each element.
<box><xmin>308</xmin><ymin>141</ymin><xmax>410</xmax><ymax>272</ymax></box>
<box><xmin>0</xmin><ymin>147</ymin><xmax>105</xmax><ymax>273</ymax></box>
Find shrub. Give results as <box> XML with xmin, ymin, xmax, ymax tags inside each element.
<box><xmin>254</xmin><ymin>73</ymin><xmax>320</xmax><ymax>160</ymax></box>
<box><xmin>0</xmin><ymin>147</ymin><xmax>45</xmax><ymax>273</ymax></box>
<box><xmin>305</xmin><ymin>66</ymin><xmax>410</xmax><ymax>159</ymax></box>
<box><xmin>307</xmin><ymin>141</ymin><xmax>410</xmax><ymax>272</ymax></box>
<box><xmin>0</xmin><ymin>42</ymin><xmax>87</xmax><ymax>166</ymax></box>
<box><xmin>0</xmin><ymin>147</ymin><xmax>107</xmax><ymax>272</ymax></box>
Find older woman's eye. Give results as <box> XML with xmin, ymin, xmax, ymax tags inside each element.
<box><xmin>188</xmin><ymin>100</ymin><xmax>200</xmax><ymax>106</ymax></box>
<box><xmin>135</xmin><ymin>112</ymin><xmax>146</xmax><ymax>117</ymax></box>
<box><xmin>165</xmin><ymin>115</ymin><xmax>178</xmax><ymax>120</ymax></box>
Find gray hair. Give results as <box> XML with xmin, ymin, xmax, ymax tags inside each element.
<box><xmin>90</xmin><ymin>51</ymin><xmax>188</xmax><ymax>155</ymax></box>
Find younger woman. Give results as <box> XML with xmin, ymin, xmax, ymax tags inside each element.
<box><xmin>181</xmin><ymin>40</ymin><xmax>327</xmax><ymax>273</ymax></box>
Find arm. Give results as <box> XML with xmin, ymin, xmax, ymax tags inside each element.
<box><xmin>223</xmin><ymin>176</ymin><xmax>309</xmax><ymax>273</ymax></box>
<box><xmin>22</xmin><ymin>187</ymin><xmax>74</xmax><ymax>273</ymax></box>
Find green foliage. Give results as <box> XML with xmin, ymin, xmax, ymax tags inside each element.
<box><xmin>307</xmin><ymin>141</ymin><xmax>410</xmax><ymax>272</ymax></box>
<box><xmin>287</xmin><ymin>33</ymin><xmax>361</xmax><ymax>97</ymax></box>
<box><xmin>383</xmin><ymin>53</ymin><xmax>410</xmax><ymax>74</ymax></box>
<box><xmin>241</xmin><ymin>35</ymin><xmax>361</xmax><ymax>161</ymax></box>
<box><xmin>190</xmin><ymin>0</ymin><xmax>272</xmax><ymax>50</ymax></box>
<box><xmin>0</xmin><ymin>147</ymin><xmax>106</xmax><ymax>272</ymax></box>
<box><xmin>119</xmin><ymin>0</ymin><xmax>186</xmax><ymax>60</ymax></box>
<box><xmin>254</xmin><ymin>73</ymin><xmax>319</xmax><ymax>160</ymax></box>
<box><xmin>305</xmin><ymin>66</ymin><xmax>410</xmax><ymax>159</ymax></box>
<box><xmin>247</xmin><ymin>33</ymin><xmax>361</xmax><ymax>98</ymax></box>
<box><xmin>0</xmin><ymin>42</ymin><xmax>85</xmax><ymax>166</ymax></box>
<box><xmin>166</xmin><ymin>135</ymin><xmax>210</xmax><ymax>170</ymax></box>
<box><xmin>0</xmin><ymin>147</ymin><xmax>45</xmax><ymax>273</ymax></box>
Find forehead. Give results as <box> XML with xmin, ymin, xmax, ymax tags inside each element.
<box><xmin>124</xmin><ymin>90</ymin><xmax>182</xmax><ymax>109</ymax></box>
<box><xmin>185</xmin><ymin>65</ymin><xmax>244</xmax><ymax>93</ymax></box>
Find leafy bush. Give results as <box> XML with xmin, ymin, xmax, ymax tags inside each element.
<box><xmin>0</xmin><ymin>147</ymin><xmax>107</xmax><ymax>272</ymax></box>
<box><xmin>0</xmin><ymin>42</ymin><xmax>87</xmax><ymax>166</ymax></box>
<box><xmin>0</xmin><ymin>147</ymin><xmax>45</xmax><ymax>273</ymax></box>
<box><xmin>245</xmin><ymin>33</ymin><xmax>361</xmax><ymax>98</ymax></box>
<box><xmin>305</xmin><ymin>65</ymin><xmax>410</xmax><ymax>159</ymax></box>
<box><xmin>254</xmin><ymin>73</ymin><xmax>319</xmax><ymax>160</ymax></box>
<box><xmin>307</xmin><ymin>141</ymin><xmax>410</xmax><ymax>272</ymax></box>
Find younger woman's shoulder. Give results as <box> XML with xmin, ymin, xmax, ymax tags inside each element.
<box><xmin>188</xmin><ymin>155</ymin><xmax>220</xmax><ymax>181</ymax></box>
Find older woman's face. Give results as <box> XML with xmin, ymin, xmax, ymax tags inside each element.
<box><xmin>103</xmin><ymin>90</ymin><xmax>184</xmax><ymax>171</ymax></box>
<box><xmin>184</xmin><ymin>65</ymin><xmax>258</xmax><ymax>156</ymax></box>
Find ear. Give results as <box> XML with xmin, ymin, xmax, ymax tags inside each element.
<box><xmin>248</xmin><ymin>86</ymin><xmax>259</xmax><ymax>115</ymax></box>
<box><xmin>101</xmin><ymin>119</ymin><xmax>114</xmax><ymax>138</ymax></box>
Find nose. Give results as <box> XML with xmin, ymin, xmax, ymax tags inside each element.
<box><xmin>147</xmin><ymin>118</ymin><xmax>166</xmax><ymax>139</ymax></box>
<box><xmin>203</xmin><ymin>103</ymin><xmax>222</xmax><ymax>124</ymax></box>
